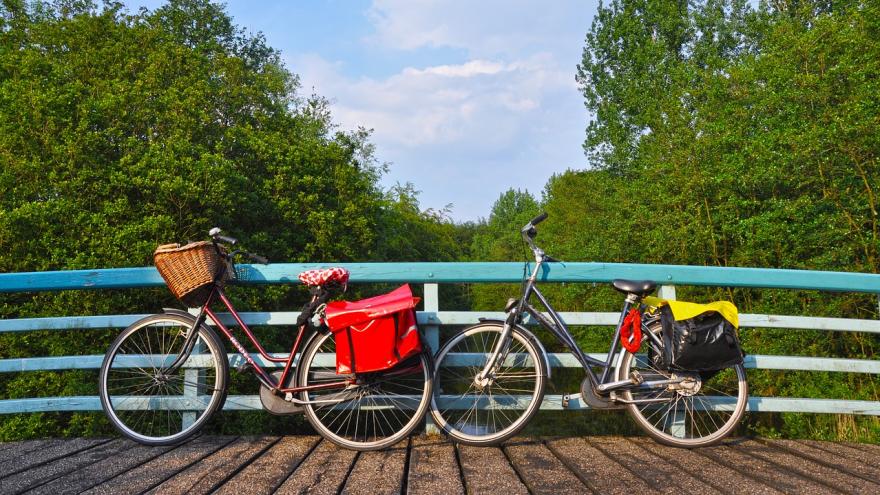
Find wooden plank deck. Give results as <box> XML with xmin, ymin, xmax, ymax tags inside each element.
<box><xmin>0</xmin><ymin>436</ymin><xmax>878</xmax><ymax>495</ymax></box>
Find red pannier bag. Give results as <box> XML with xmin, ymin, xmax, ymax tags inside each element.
<box><xmin>323</xmin><ymin>284</ymin><xmax>423</xmax><ymax>375</ymax></box>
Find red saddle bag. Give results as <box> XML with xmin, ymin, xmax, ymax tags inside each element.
<box><xmin>323</xmin><ymin>284</ymin><xmax>423</xmax><ymax>374</ymax></box>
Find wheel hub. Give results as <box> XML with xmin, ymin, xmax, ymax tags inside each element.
<box><xmin>473</xmin><ymin>374</ymin><xmax>493</xmax><ymax>390</ymax></box>
<box><xmin>670</xmin><ymin>372</ymin><xmax>702</xmax><ymax>396</ymax></box>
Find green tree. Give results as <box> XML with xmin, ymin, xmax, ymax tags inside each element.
<box><xmin>576</xmin><ymin>0</ymin><xmax>879</xmax><ymax>440</ymax></box>
<box><xmin>0</xmin><ymin>0</ymin><xmax>467</xmax><ymax>439</ymax></box>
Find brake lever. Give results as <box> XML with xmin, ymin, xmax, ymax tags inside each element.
<box><xmin>249</xmin><ymin>253</ymin><xmax>269</xmax><ymax>264</ymax></box>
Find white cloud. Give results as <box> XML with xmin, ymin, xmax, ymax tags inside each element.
<box><xmin>367</xmin><ymin>0</ymin><xmax>593</xmax><ymax>58</ymax></box>
<box><xmin>291</xmin><ymin>53</ymin><xmax>571</xmax><ymax>149</ymax></box>
<box><xmin>287</xmin><ymin>1</ymin><xmax>595</xmax><ymax>220</ymax></box>
<box><xmin>403</xmin><ymin>60</ymin><xmax>508</xmax><ymax>78</ymax></box>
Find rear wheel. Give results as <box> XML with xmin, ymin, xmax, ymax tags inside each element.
<box><xmin>99</xmin><ymin>314</ymin><xmax>228</xmax><ymax>445</ymax></box>
<box><xmin>298</xmin><ymin>332</ymin><xmax>433</xmax><ymax>451</ymax></box>
<box><xmin>617</xmin><ymin>329</ymin><xmax>748</xmax><ymax>447</ymax></box>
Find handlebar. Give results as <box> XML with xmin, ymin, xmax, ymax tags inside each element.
<box><xmin>530</xmin><ymin>212</ymin><xmax>548</xmax><ymax>226</ymax></box>
<box><xmin>247</xmin><ymin>253</ymin><xmax>269</xmax><ymax>264</ymax></box>
<box><xmin>519</xmin><ymin>212</ymin><xmax>560</xmax><ymax>263</ymax></box>
<box><xmin>209</xmin><ymin>228</ymin><xmax>268</xmax><ymax>264</ymax></box>
<box><xmin>209</xmin><ymin>227</ymin><xmax>237</xmax><ymax>246</ymax></box>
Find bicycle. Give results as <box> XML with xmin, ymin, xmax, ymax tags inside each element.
<box><xmin>99</xmin><ymin>228</ymin><xmax>433</xmax><ymax>451</ymax></box>
<box><xmin>430</xmin><ymin>213</ymin><xmax>748</xmax><ymax>448</ymax></box>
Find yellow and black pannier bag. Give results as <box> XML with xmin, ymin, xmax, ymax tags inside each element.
<box><xmin>646</xmin><ymin>298</ymin><xmax>745</xmax><ymax>372</ymax></box>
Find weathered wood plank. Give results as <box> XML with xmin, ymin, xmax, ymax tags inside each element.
<box><xmin>842</xmin><ymin>439</ymin><xmax>880</xmax><ymax>456</ymax></box>
<box><xmin>456</xmin><ymin>444</ymin><xmax>528</xmax><ymax>495</ymax></box>
<box><xmin>145</xmin><ymin>436</ymin><xmax>277</xmax><ymax>495</ymax></box>
<box><xmin>545</xmin><ymin>437</ymin><xmax>654</xmax><ymax>494</ymax></box>
<box><xmin>0</xmin><ymin>437</ymin><xmax>109</xmax><ymax>479</ymax></box>
<box><xmin>27</xmin><ymin>442</ymin><xmax>174</xmax><ymax>495</ymax></box>
<box><xmin>215</xmin><ymin>436</ymin><xmax>319</xmax><ymax>495</ymax></box>
<box><xmin>1</xmin><ymin>439</ymin><xmax>130</xmax><ymax>494</ymax></box>
<box><xmin>798</xmin><ymin>439</ymin><xmax>880</xmax><ymax>470</ymax></box>
<box><xmin>504</xmin><ymin>438</ymin><xmax>588</xmax><ymax>494</ymax></box>
<box><xmin>340</xmin><ymin>439</ymin><xmax>409</xmax><ymax>495</ymax></box>
<box><xmin>588</xmin><ymin>436</ymin><xmax>720</xmax><ymax>494</ymax></box>
<box><xmin>407</xmin><ymin>436</ymin><xmax>464</xmax><ymax>495</ymax></box>
<box><xmin>628</xmin><ymin>437</ymin><xmax>782</xmax><ymax>494</ymax></box>
<box><xmin>274</xmin><ymin>440</ymin><xmax>358</xmax><ymax>495</ymax></box>
<box><xmin>0</xmin><ymin>439</ymin><xmax>60</xmax><ymax>466</ymax></box>
<box><xmin>736</xmin><ymin>439</ymin><xmax>877</xmax><ymax>494</ymax></box>
<box><xmin>698</xmin><ymin>442</ymin><xmax>836</xmax><ymax>494</ymax></box>
<box><xmin>83</xmin><ymin>436</ymin><xmax>234</xmax><ymax>495</ymax></box>
<box><xmin>764</xmin><ymin>438</ymin><xmax>880</xmax><ymax>484</ymax></box>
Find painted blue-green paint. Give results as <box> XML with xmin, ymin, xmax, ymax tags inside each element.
<box><xmin>3</xmin><ymin>395</ymin><xmax>878</xmax><ymax>415</ymax></box>
<box><xmin>4</xmin><ymin>310</ymin><xmax>880</xmax><ymax>335</ymax></box>
<box><xmin>4</xmin><ymin>353</ymin><xmax>878</xmax><ymax>375</ymax></box>
<box><xmin>2</xmin><ymin>262</ymin><xmax>880</xmax><ymax>293</ymax></box>
<box><xmin>1</xmin><ymin>262</ymin><xmax>879</xmax><ymax>419</ymax></box>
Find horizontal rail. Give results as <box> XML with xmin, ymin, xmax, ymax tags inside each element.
<box><xmin>2</xmin><ymin>262</ymin><xmax>880</xmax><ymax>293</ymax></box>
<box><xmin>2</xmin><ymin>395</ymin><xmax>878</xmax><ymax>415</ymax></box>
<box><xmin>2</xmin><ymin>352</ymin><xmax>878</xmax><ymax>375</ymax></box>
<box><xmin>1</xmin><ymin>265</ymin><xmax>878</xmax><ymax>422</ymax></box>
<box><xmin>3</xmin><ymin>311</ymin><xmax>880</xmax><ymax>334</ymax></box>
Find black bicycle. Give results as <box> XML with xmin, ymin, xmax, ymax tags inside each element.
<box><xmin>429</xmin><ymin>213</ymin><xmax>748</xmax><ymax>447</ymax></box>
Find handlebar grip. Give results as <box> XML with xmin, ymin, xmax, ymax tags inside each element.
<box><xmin>218</xmin><ymin>234</ymin><xmax>238</xmax><ymax>246</ymax></box>
<box><xmin>530</xmin><ymin>212</ymin><xmax>548</xmax><ymax>225</ymax></box>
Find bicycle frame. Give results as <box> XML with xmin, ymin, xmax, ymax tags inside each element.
<box><xmin>170</xmin><ymin>283</ymin><xmax>354</xmax><ymax>396</ymax></box>
<box><xmin>479</xmin><ymin>258</ymin><xmax>664</xmax><ymax>392</ymax></box>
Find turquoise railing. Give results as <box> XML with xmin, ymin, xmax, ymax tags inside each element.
<box><xmin>1</xmin><ymin>262</ymin><xmax>879</xmax><ymax>419</ymax></box>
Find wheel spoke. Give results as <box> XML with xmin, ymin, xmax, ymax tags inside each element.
<box><xmin>101</xmin><ymin>317</ymin><xmax>224</xmax><ymax>444</ymax></box>
<box><xmin>300</xmin><ymin>333</ymin><xmax>430</xmax><ymax>449</ymax></box>
<box><xmin>621</xmin><ymin>342</ymin><xmax>747</xmax><ymax>446</ymax></box>
<box><xmin>431</xmin><ymin>324</ymin><xmax>544</xmax><ymax>444</ymax></box>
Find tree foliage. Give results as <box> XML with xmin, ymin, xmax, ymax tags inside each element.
<box><xmin>470</xmin><ymin>0</ymin><xmax>879</xmax><ymax>441</ymax></box>
<box><xmin>0</xmin><ymin>0</ymin><xmax>464</xmax><ymax>439</ymax></box>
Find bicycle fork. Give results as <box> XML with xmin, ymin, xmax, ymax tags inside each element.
<box><xmin>164</xmin><ymin>306</ymin><xmax>210</xmax><ymax>375</ymax></box>
<box><xmin>475</xmin><ymin>309</ymin><xmax>519</xmax><ymax>387</ymax></box>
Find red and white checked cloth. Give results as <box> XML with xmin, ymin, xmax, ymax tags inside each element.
<box><xmin>297</xmin><ymin>267</ymin><xmax>350</xmax><ymax>287</ymax></box>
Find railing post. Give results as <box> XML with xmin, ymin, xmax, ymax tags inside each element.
<box><xmin>658</xmin><ymin>284</ymin><xmax>676</xmax><ymax>301</ymax></box>
<box><xmin>658</xmin><ymin>285</ymin><xmax>685</xmax><ymax>438</ymax></box>
<box><xmin>182</xmin><ymin>307</ymin><xmax>205</xmax><ymax>430</ymax></box>
<box><xmin>423</xmin><ymin>283</ymin><xmax>440</xmax><ymax>435</ymax></box>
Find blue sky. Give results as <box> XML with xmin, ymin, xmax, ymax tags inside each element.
<box><xmin>125</xmin><ymin>1</ymin><xmax>597</xmax><ymax>222</ymax></box>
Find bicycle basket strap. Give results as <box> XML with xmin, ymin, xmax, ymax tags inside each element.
<box><xmin>298</xmin><ymin>267</ymin><xmax>350</xmax><ymax>287</ymax></box>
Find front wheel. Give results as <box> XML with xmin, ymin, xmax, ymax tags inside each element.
<box><xmin>99</xmin><ymin>313</ymin><xmax>228</xmax><ymax>445</ymax></box>
<box><xmin>616</xmin><ymin>342</ymin><xmax>748</xmax><ymax>448</ymax></box>
<box><xmin>298</xmin><ymin>331</ymin><xmax>433</xmax><ymax>451</ymax></box>
<box><xmin>430</xmin><ymin>323</ymin><xmax>547</xmax><ymax>446</ymax></box>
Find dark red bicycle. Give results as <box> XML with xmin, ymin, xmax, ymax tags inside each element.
<box><xmin>98</xmin><ymin>228</ymin><xmax>433</xmax><ymax>451</ymax></box>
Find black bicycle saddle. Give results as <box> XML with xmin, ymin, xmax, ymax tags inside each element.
<box><xmin>611</xmin><ymin>279</ymin><xmax>657</xmax><ymax>295</ymax></box>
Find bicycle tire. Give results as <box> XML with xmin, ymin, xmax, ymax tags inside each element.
<box><xmin>99</xmin><ymin>313</ymin><xmax>228</xmax><ymax>445</ymax></box>
<box><xmin>298</xmin><ymin>331</ymin><xmax>433</xmax><ymax>451</ymax></box>
<box><xmin>430</xmin><ymin>322</ymin><xmax>547</xmax><ymax>446</ymax></box>
<box><xmin>616</xmin><ymin>335</ymin><xmax>748</xmax><ymax>448</ymax></box>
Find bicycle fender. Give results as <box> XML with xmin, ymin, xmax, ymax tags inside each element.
<box><xmin>476</xmin><ymin>318</ymin><xmax>552</xmax><ymax>379</ymax></box>
<box><xmin>162</xmin><ymin>308</ymin><xmax>196</xmax><ymax>319</ymax></box>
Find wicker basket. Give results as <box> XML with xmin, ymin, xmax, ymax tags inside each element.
<box><xmin>154</xmin><ymin>241</ymin><xmax>227</xmax><ymax>306</ymax></box>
